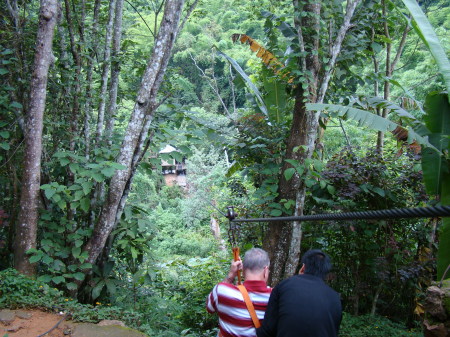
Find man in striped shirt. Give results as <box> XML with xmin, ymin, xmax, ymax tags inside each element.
<box><xmin>207</xmin><ymin>248</ymin><xmax>272</xmax><ymax>337</ymax></box>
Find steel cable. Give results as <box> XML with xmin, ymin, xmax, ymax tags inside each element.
<box><xmin>230</xmin><ymin>205</ymin><xmax>450</xmax><ymax>223</ymax></box>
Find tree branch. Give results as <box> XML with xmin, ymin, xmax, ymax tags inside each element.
<box><xmin>317</xmin><ymin>0</ymin><xmax>362</xmax><ymax>103</ymax></box>
<box><xmin>390</xmin><ymin>23</ymin><xmax>410</xmax><ymax>73</ymax></box>
<box><xmin>190</xmin><ymin>52</ymin><xmax>234</xmax><ymax>120</ymax></box>
<box><xmin>124</xmin><ymin>0</ymin><xmax>155</xmax><ymax>37</ymax></box>
<box><xmin>6</xmin><ymin>0</ymin><xmax>20</xmax><ymax>31</ymax></box>
<box><xmin>177</xmin><ymin>0</ymin><xmax>199</xmax><ymax>36</ymax></box>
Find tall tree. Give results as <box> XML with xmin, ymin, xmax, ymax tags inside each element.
<box><xmin>14</xmin><ymin>0</ymin><xmax>59</xmax><ymax>276</ymax></box>
<box><xmin>263</xmin><ymin>0</ymin><xmax>362</xmax><ymax>285</ymax></box>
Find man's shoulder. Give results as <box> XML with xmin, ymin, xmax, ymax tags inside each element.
<box><xmin>215</xmin><ymin>282</ymin><xmax>240</xmax><ymax>293</ymax></box>
<box><xmin>217</xmin><ymin>281</ymin><xmax>239</xmax><ymax>288</ymax></box>
<box><xmin>276</xmin><ymin>274</ymin><xmax>331</xmax><ymax>289</ymax></box>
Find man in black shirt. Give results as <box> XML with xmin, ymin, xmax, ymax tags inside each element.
<box><xmin>256</xmin><ymin>249</ymin><xmax>342</xmax><ymax>337</ymax></box>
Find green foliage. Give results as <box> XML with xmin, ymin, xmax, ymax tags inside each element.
<box><xmin>89</xmin><ymin>261</ymin><xmax>120</xmax><ymax>301</ymax></box>
<box><xmin>217</xmin><ymin>50</ymin><xmax>269</xmax><ymax>116</ymax></box>
<box><xmin>421</xmin><ymin>92</ymin><xmax>450</xmax><ymax>196</ymax></box>
<box><xmin>160</xmin><ymin>256</ymin><xmax>229</xmax><ymax>332</ymax></box>
<box><xmin>2</xmin><ymin>0</ymin><xmax>449</xmax><ymax>334</ymax></box>
<box><xmin>26</xmin><ymin>208</ymin><xmax>93</xmax><ymax>292</ymax></box>
<box><xmin>21</xmin><ymin>149</ymin><xmax>129</xmax><ymax>293</ymax></box>
<box><xmin>340</xmin><ymin>312</ymin><xmax>421</xmax><ymax>337</ymax></box>
<box><xmin>0</xmin><ymin>268</ymin><xmax>63</xmax><ymax>309</ymax></box>
<box><xmin>0</xmin><ymin>47</ymin><xmax>19</xmax><ymax>161</ymax></box>
<box><xmin>114</xmin><ymin>205</ymin><xmax>154</xmax><ymax>265</ymax></box>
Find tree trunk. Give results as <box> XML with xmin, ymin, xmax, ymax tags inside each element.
<box><xmin>210</xmin><ymin>216</ymin><xmax>226</xmax><ymax>251</ymax></box>
<box><xmin>83</xmin><ymin>0</ymin><xmax>186</xmax><ymax>268</ymax></box>
<box><xmin>14</xmin><ymin>0</ymin><xmax>59</xmax><ymax>276</ymax></box>
<box><xmin>264</xmin><ymin>90</ymin><xmax>320</xmax><ymax>284</ymax></box>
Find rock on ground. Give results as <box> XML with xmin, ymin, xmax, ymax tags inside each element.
<box><xmin>0</xmin><ymin>309</ymin><xmax>148</xmax><ymax>337</ymax></box>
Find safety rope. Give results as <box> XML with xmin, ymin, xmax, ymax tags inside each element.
<box><xmin>226</xmin><ymin>205</ymin><xmax>450</xmax><ymax>223</ymax></box>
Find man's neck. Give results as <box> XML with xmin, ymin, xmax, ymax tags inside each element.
<box><xmin>244</xmin><ymin>271</ymin><xmax>266</xmax><ymax>283</ymax></box>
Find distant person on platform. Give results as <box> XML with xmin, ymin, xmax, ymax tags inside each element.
<box><xmin>207</xmin><ymin>248</ymin><xmax>272</xmax><ymax>337</ymax></box>
<box><xmin>256</xmin><ymin>249</ymin><xmax>342</xmax><ymax>337</ymax></box>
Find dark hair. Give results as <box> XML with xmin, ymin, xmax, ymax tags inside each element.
<box><xmin>243</xmin><ymin>248</ymin><xmax>270</xmax><ymax>272</ymax></box>
<box><xmin>301</xmin><ymin>249</ymin><xmax>332</xmax><ymax>280</ymax></box>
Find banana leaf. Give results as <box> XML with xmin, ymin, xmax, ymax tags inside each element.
<box><xmin>217</xmin><ymin>50</ymin><xmax>269</xmax><ymax>117</ymax></box>
<box><xmin>401</xmin><ymin>0</ymin><xmax>450</xmax><ymax>99</ymax></box>
<box><xmin>422</xmin><ymin>92</ymin><xmax>450</xmax><ymax>280</ymax></box>
<box><xmin>306</xmin><ymin>103</ymin><xmax>438</xmax><ymax>152</ymax></box>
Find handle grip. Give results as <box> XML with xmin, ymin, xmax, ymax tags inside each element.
<box><xmin>232</xmin><ymin>247</ymin><xmax>242</xmax><ymax>285</ymax></box>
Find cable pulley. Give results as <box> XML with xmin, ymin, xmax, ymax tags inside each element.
<box><xmin>225</xmin><ymin>206</ymin><xmax>242</xmax><ymax>284</ymax></box>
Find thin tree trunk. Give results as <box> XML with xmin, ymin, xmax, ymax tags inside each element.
<box><xmin>63</xmin><ymin>0</ymin><xmax>82</xmax><ymax>154</ymax></box>
<box><xmin>371</xmin><ymin>283</ymin><xmax>383</xmax><ymax>315</ymax></box>
<box><xmin>56</xmin><ymin>15</ymin><xmax>72</xmax><ymax>116</ymax></box>
<box><xmin>83</xmin><ymin>0</ymin><xmax>101</xmax><ymax>158</ymax></box>
<box><xmin>95</xmin><ymin>0</ymin><xmax>116</xmax><ymax>144</ymax></box>
<box><xmin>104</xmin><ymin>0</ymin><xmax>124</xmax><ymax>143</ymax></box>
<box><xmin>89</xmin><ymin>0</ymin><xmax>116</xmax><ymax>227</ymax></box>
<box><xmin>371</xmin><ymin>25</ymin><xmax>383</xmax><ymax>126</ymax></box>
<box><xmin>14</xmin><ymin>0</ymin><xmax>59</xmax><ymax>276</ymax></box>
<box><xmin>6</xmin><ymin>0</ymin><xmax>27</xmax><ymax>131</ymax></box>
<box><xmin>83</xmin><ymin>0</ymin><xmax>186</xmax><ymax>267</ymax></box>
<box><xmin>6</xmin><ymin>0</ymin><xmax>20</xmax><ymax>30</ymax></box>
<box><xmin>376</xmin><ymin>2</ymin><xmax>409</xmax><ymax>152</ymax></box>
<box><xmin>93</xmin><ymin>0</ymin><xmax>123</xmax><ymax>221</ymax></box>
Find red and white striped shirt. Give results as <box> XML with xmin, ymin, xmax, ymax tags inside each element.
<box><xmin>206</xmin><ymin>280</ymin><xmax>272</xmax><ymax>337</ymax></box>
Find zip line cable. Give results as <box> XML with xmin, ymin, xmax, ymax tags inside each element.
<box><xmin>225</xmin><ymin>205</ymin><xmax>450</xmax><ymax>223</ymax></box>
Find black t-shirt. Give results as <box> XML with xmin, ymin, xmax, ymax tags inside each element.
<box><xmin>256</xmin><ymin>274</ymin><xmax>342</xmax><ymax>337</ymax></box>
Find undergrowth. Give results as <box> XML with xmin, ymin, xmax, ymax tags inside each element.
<box><xmin>1</xmin><ymin>268</ymin><xmax>424</xmax><ymax>337</ymax></box>
<box><xmin>0</xmin><ymin>268</ymin><xmax>143</xmax><ymax>329</ymax></box>
<box><xmin>340</xmin><ymin>312</ymin><xmax>422</xmax><ymax>336</ymax></box>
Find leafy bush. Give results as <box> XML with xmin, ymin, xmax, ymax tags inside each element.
<box><xmin>176</xmin><ymin>256</ymin><xmax>228</xmax><ymax>331</ymax></box>
<box><xmin>0</xmin><ymin>268</ymin><xmax>63</xmax><ymax>309</ymax></box>
<box><xmin>0</xmin><ymin>268</ymin><xmax>142</xmax><ymax>327</ymax></box>
<box><xmin>340</xmin><ymin>312</ymin><xmax>422</xmax><ymax>337</ymax></box>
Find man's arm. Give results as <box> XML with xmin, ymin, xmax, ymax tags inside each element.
<box><xmin>206</xmin><ymin>259</ymin><xmax>242</xmax><ymax>313</ymax></box>
<box><xmin>206</xmin><ymin>284</ymin><xmax>219</xmax><ymax>313</ymax></box>
<box><xmin>222</xmin><ymin>259</ymin><xmax>242</xmax><ymax>284</ymax></box>
<box><xmin>256</xmin><ymin>285</ymin><xmax>279</xmax><ymax>337</ymax></box>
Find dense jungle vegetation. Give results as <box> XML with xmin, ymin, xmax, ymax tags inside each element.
<box><xmin>0</xmin><ymin>0</ymin><xmax>449</xmax><ymax>336</ymax></box>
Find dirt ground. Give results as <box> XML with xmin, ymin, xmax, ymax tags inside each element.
<box><xmin>1</xmin><ymin>309</ymin><xmax>71</xmax><ymax>337</ymax></box>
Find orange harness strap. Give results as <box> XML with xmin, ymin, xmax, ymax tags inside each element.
<box><xmin>237</xmin><ymin>285</ymin><xmax>261</xmax><ymax>328</ymax></box>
